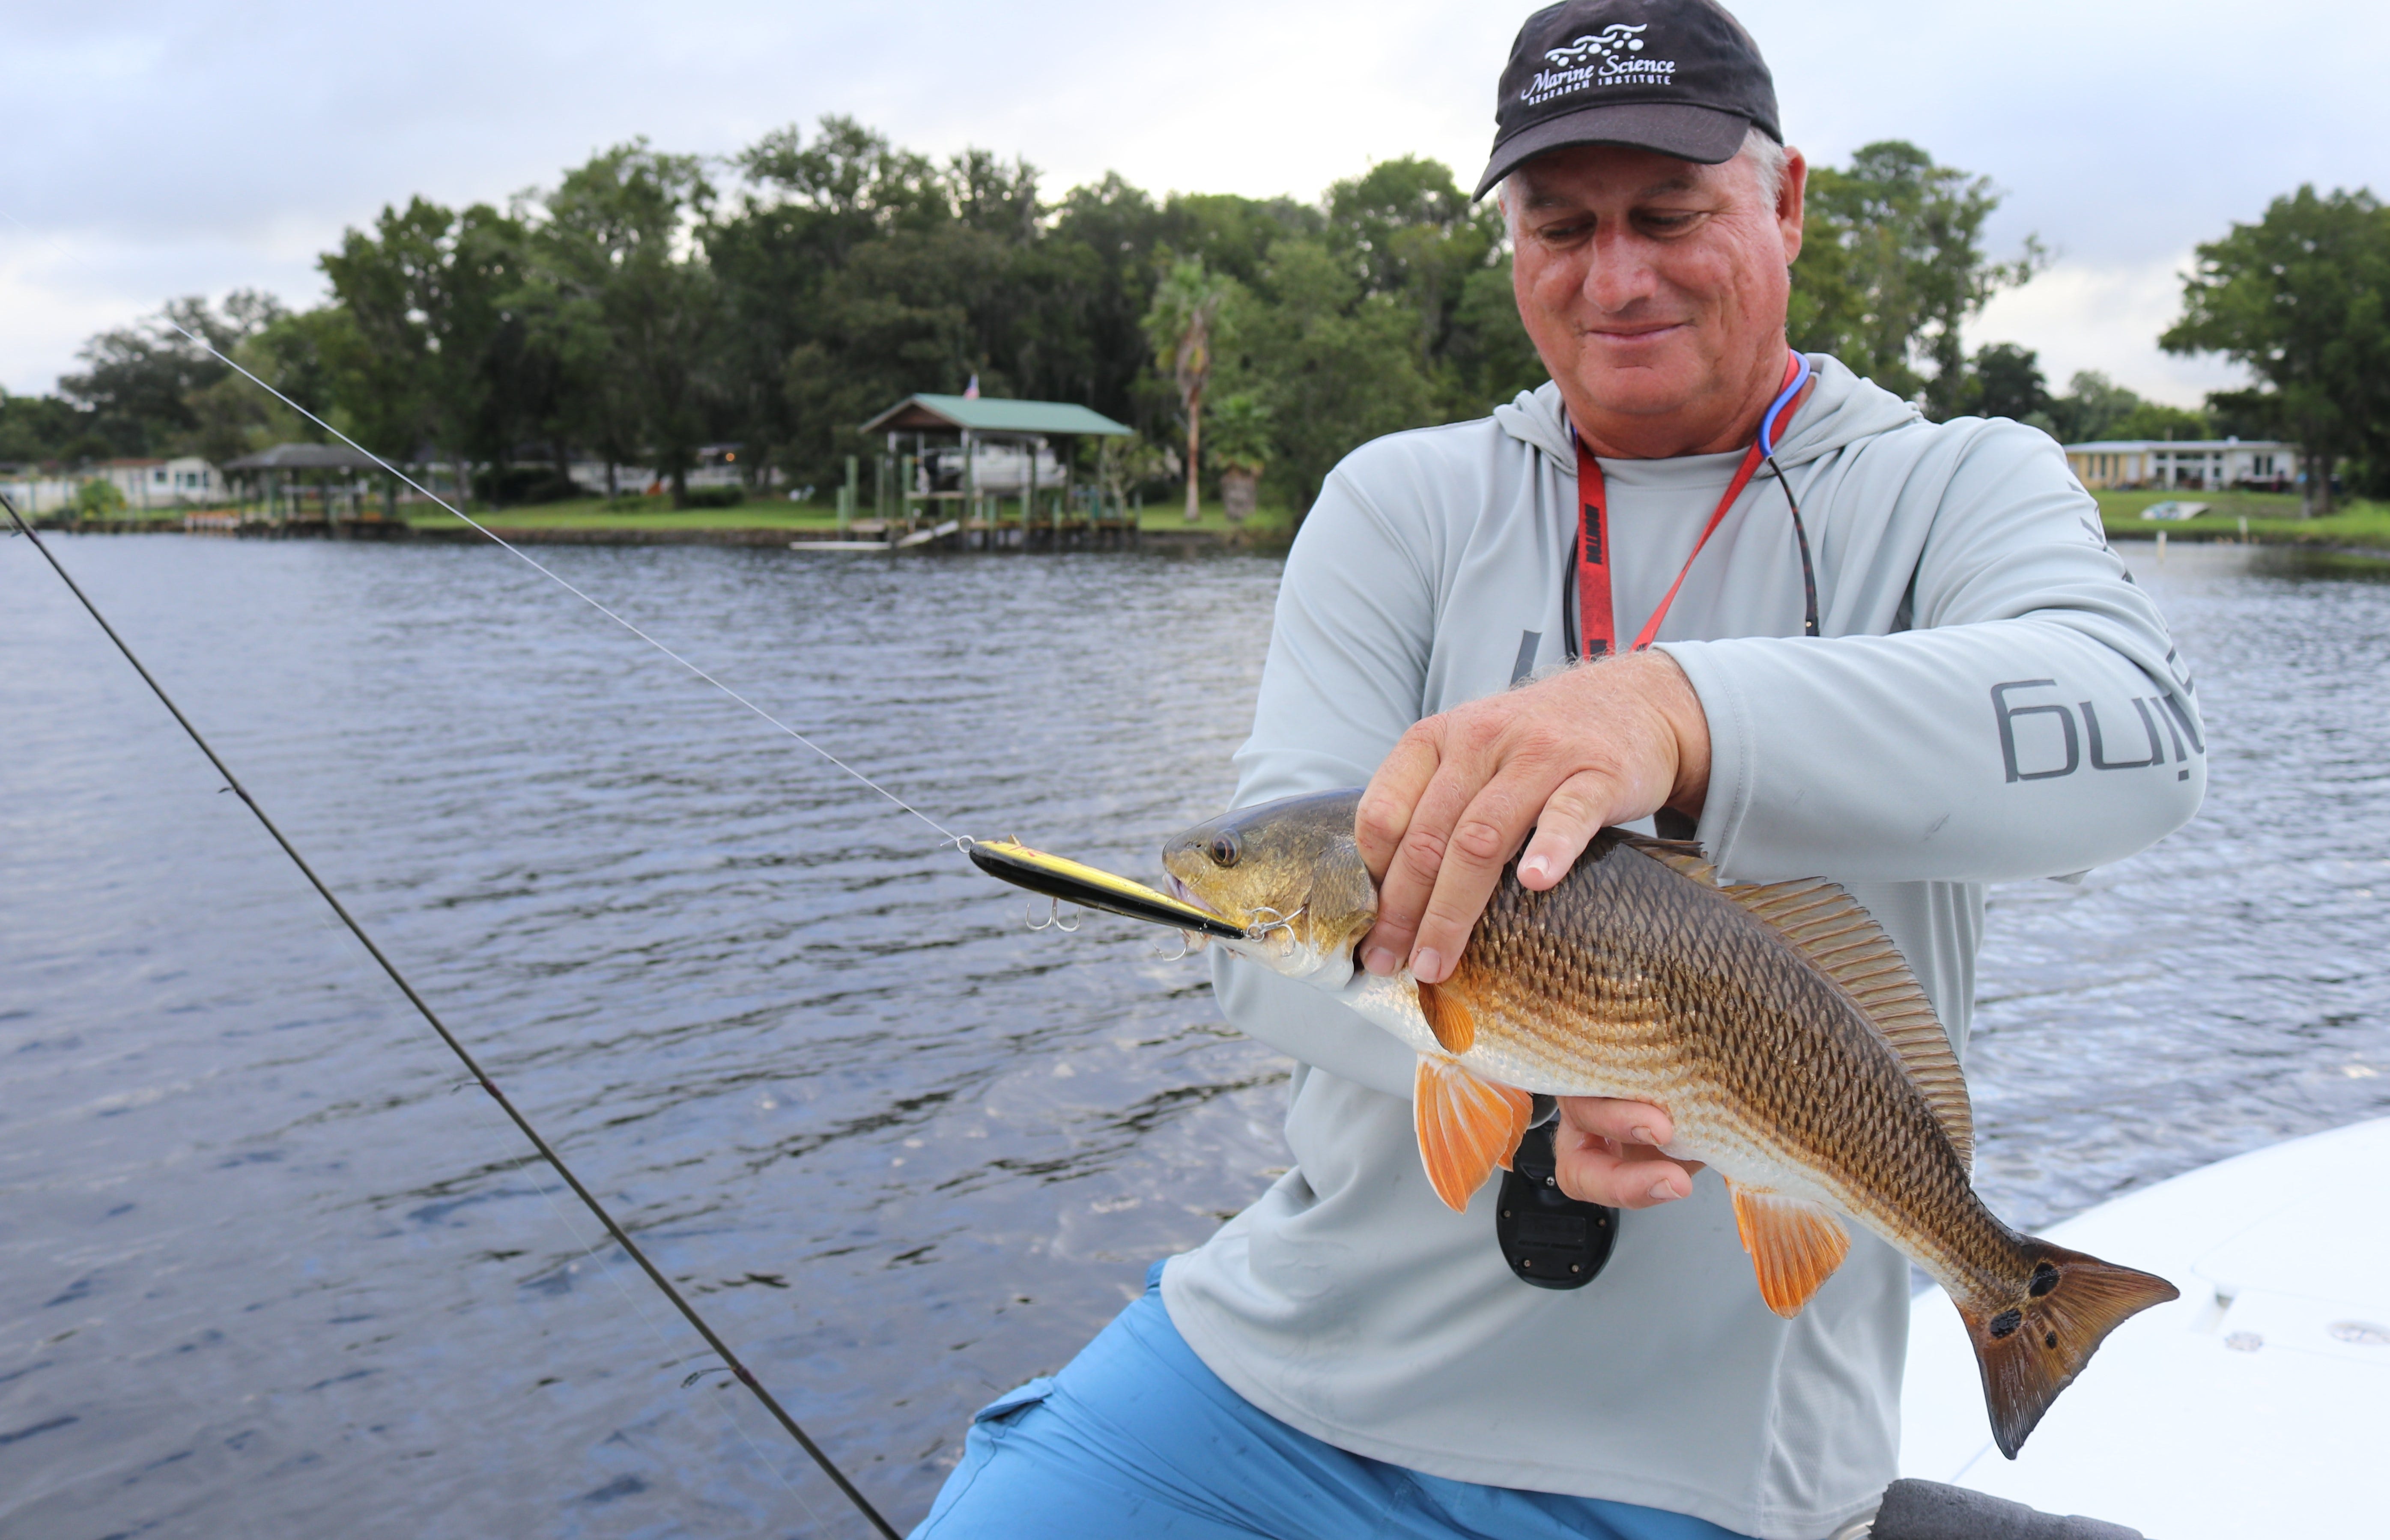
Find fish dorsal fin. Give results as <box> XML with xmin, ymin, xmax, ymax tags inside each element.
<box><xmin>1721</xmin><ymin>876</ymin><xmax>1974</xmax><ymax>1171</ymax></box>
<box><xmin>1726</xmin><ymin>1179</ymin><xmax>1852</xmax><ymax>1317</ymax></box>
<box><xmin>1413</xmin><ymin>1055</ymin><xmax>1532</xmax><ymax>1212</ymax></box>
<box><xmin>1617</xmin><ymin>832</ymin><xmax>1719</xmax><ymax>886</ymax></box>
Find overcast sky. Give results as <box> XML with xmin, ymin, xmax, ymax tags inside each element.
<box><xmin>5</xmin><ymin>0</ymin><xmax>2384</xmax><ymax>407</ymax></box>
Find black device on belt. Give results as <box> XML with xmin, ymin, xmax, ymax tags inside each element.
<box><xmin>1495</xmin><ymin>1112</ymin><xmax>1619</xmax><ymax>1289</ymax></box>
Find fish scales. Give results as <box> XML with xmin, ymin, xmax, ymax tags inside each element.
<box><xmin>1158</xmin><ymin>788</ymin><xmax>2181</xmax><ymax>1456</ymax></box>
<box><xmin>1453</xmin><ymin>835</ymin><xmax>1996</xmax><ymax>1287</ymax></box>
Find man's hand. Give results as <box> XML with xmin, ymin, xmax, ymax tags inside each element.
<box><xmin>1552</xmin><ymin>1098</ymin><xmax>1704</xmax><ymax>1208</ymax></box>
<box><xmin>1354</xmin><ymin>650</ymin><xmax>1710</xmax><ymax>983</ymax></box>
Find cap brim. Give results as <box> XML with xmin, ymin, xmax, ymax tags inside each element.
<box><xmin>1473</xmin><ymin>102</ymin><xmax>1753</xmax><ymax>200</ymax></box>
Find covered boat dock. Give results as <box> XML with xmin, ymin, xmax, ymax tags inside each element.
<box><xmin>852</xmin><ymin>394</ymin><xmax>1137</xmax><ymax>550</ymax></box>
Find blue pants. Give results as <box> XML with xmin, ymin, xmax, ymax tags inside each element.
<box><xmin>913</xmin><ymin>1263</ymin><xmax>1750</xmax><ymax>1540</ymax></box>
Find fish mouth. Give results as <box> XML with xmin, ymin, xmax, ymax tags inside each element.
<box><xmin>1164</xmin><ymin>872</ymin><xmax>1231</xmax><ymax>922</ymax></box>
<box><xmin>967</xmin><ymin>838</ymin><xmax>1247</xmax><ymax>940</ymax></box>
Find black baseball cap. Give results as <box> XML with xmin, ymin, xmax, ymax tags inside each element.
<box><xmin>1474</xmin><ymin>0</ymin><xmax>1781</xmax><ymax>199</ymax></box>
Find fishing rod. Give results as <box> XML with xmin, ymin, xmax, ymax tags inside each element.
<box><xmin>2</xmin><ymin>490</ymin><xmax>903</xmax><ymax>1540</ymax></box>
<box><xmin>2</xmin><ymin>292</ymin><xmax>1232</xmax><ymax>1529</ymax></box>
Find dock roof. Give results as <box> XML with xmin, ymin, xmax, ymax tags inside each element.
<box><xmin>221</xmin><ymin>442</ymin><xmax>384</xmax><ymax>471</ymax></box>
<box><xmin>860</xmin><ymin>394</ymin><xmax>1133</xmax><ymax>437</ymax></box>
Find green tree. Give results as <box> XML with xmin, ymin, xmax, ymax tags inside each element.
<box><xmin>1143</xmin><ymin>257</ymin><xmax>1239</xmax><ymax>522</ymax></box>
<box><xmin>1223</xmin><ymin>236</ymin><xmax>1440</xmax><ymax>512</ymax></box>
<box><xmin>56</xmin><ymin>292</ymin><xmax>284</xmax><ymax>456</ymax></box>
<box><xmin>1941</xmin><ymin>341</ymin><xmax>2051</xmax><ymax>427</ymax></box>
<box><xmin>1206</xmin><ymin>392</ymin><xmax>1273</xmax><ymax>522</ymax></box>
<box><xmin>0</xmin><ymin>391</ymin><xmax>101</xmax><ymax>464</ymax></box>
<box><xmin>1320</xmin><ymin>157</ymin><xmax>1543</xmax><ymax>419</ymax></box>
<box><xmin>2112</xmin><ymin>401</ymin><xmax>2212</xmax><ymax>442</ymax></box>
<box><xmin>711</xmin><ymin>116</ymin><xmax>955</xmax><ymax>482</ymax></box>
<box><xmin>1790</xmin><ymin>141</ymin><xmax>2043</xmax><ymax>411</ymax></box>
<box><xmin>2162</xmin><ymin>185</ymin><xmax>2390</xmax><ymax>513</ymax></box>
<box><xmin>536</xmin><ymin>141</ymin><xmax>720</xmax><ymax>504</ymax></box>
<box><xmin>2047</xmin><ymin>370</ymin><xmax>2145</xmax><ymax>444</ymax></box>
<box><xmin>320</xmin><ymin>197</ymin><xmax>546</xmax><ymax>502</ymax></box>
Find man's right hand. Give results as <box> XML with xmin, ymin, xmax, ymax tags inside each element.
<box><xmin>1551</xmin><ymin>1098</ymin><xmax>1703</xmax><ymax>1209</ymax></box>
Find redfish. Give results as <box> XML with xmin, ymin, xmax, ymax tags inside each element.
<box><xmin>1156</xmin><ymin>789</ymin><xmax>2177</xmax><ymax>1459</ymax></box>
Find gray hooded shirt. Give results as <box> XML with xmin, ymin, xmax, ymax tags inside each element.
<box><xmin>1160</xmin><ymin>358</ymin><xmax>2203</xmax><ymax>1540</ymax></box>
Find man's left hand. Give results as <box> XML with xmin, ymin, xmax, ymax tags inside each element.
<box><xmin>1354</xmin><ymin>651</ymin><xmax>1710</xmax><ymax>983</ymax></box>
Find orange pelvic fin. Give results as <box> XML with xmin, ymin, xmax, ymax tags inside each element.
<box><xmin>1727</xmin><ymin>1180</ymin><xmax>1852</xmax><ymax>1318</ymax></box>
<box><xmin>1413</xmin><ymin>1054</ymin><xmax>1531</xmax><ymax>1212</ymax></box>
<box><xmin>1962</xmin><ymin>1240</ymin><xmax>2180</xmax><ymax>1459</ymax></box>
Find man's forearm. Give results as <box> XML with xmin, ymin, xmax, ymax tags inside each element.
<box><xmin>1665</xmin><ymin>616</ymin><xmax>2205</xmax><ymax>884</ymax></box>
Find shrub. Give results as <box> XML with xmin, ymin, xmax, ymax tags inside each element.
<box><xmin>679</xmin><ymin>484</ymin><xmax>746</xmax><ymax>508</ymax></box>
<box><xmin>474</xmin><ymin>464</ymin><xmax>583</xmax><ymax>506</ymax></box>
<box><xmin>75</xmin><ymin>479</ymin><xmax>128</xmax><ymax>518</ymax></box>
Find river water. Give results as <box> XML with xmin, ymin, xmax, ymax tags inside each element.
<box><xmin>1</xmin><ymin>536</ymin><xmax>2383</xmax><ymax>1537</ymax></box>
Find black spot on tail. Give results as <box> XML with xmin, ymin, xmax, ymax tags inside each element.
<box><xmin>1964</xmin><ymin>1240</ymin><xmax>2179</xmax><ymax>1459</ymax></box>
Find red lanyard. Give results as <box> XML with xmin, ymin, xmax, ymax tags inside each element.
<box><xmin>1572</xmin><ymin>351</ymin><xmax>1804</xmax><ymax>658</ymax></box>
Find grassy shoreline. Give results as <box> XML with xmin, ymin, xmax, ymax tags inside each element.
<box><xmin>40</xmin><ymin>494</ymin><xmax>1300</xmax><ymax>546</ymax></box>
<box><xmin>59</xmin><ymin>487</ymin><xmax>2390</xmax><ymax>556</ymax></box>
<box><xmin>2094</xmin><ymin>489</ymin><xmax>2390</xmax><ymax>551</ymax></box>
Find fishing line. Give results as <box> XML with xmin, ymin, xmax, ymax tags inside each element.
<box><xmin>0</xmin><ymin>201</ymin><xmax>963</xmax><ymax>855</ymax></box>
<box><xmin>2</xmin><ymin>492</ymin><xmax>903</xmax><ymax>1540</ymax></box>
<box><xmin>176</xmin><ymin>317</ymin><xmax>964</xmax><ymax>845</ymax></box>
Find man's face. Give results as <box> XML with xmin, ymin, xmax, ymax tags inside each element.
<box><xmin>1509</xmin><ymin>142</ymin><xmax>1806</xmax><ymax>448</ymax></box>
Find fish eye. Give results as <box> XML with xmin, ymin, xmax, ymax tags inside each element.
<box><xmin>1207</xmin><ymin>834</ymin><xmax>1239</xmax><ymax>868</ymax></box>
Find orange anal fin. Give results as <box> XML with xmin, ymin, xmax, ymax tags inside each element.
<box><xmin>1413</xmin><ymin>1055</ymin><xmax>1532</xmax><ymax>1212</ymax></box>
<box><xmin>1727</xmin><ymin>1180</ymin><xmax>1852</xmax><ymax>1318</ymax></box>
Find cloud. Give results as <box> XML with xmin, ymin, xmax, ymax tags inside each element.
<box><xmin>2</xmin><ymin>0</ymin><xmax>2378</xmax><ymax>402</ymax></box>
<box><xmin>1969</xmin><ymin>257</ymin><xmax>2247</xmax><ymax>408</ymax></box>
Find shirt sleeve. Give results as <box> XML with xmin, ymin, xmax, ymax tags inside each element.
<box><xmin>1662</xmin><ymin>420</ymin><xmax>2206</xmax><ymax>884</ymax></box>
<box><xmin>1206</xmin><ymin>462</ymin><xmax>1439</xmax><ymax>1100</ymax></box>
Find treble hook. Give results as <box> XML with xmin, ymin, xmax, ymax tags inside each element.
<box><xmin>1025</xmin><ymin>897</ymin><xmax>1082</xmax><ymax>932</ymax></box>
<box><xmin>1155</xmin><ymin>930</ymin><xmax>1203</xmax><ymax>961</ymax></box>
<box><xmin>1244</xmin><ymin>904</ymin><xmax>1305</xmax><ymax>940</ymax></box>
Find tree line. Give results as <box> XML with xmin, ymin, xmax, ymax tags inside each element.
<box><xmin>6</xmin><ymin>120</ymin><xmax>2147</xmax><ymax>514</ymax></box>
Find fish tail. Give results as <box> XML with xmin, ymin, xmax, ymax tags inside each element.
<box><xmin>1960</xmin><ymin>1239</ymin><xmax>2179</xmax><ymax>1459</ymax></box>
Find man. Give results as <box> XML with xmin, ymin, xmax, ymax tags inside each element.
<box><xmin>917</xmin><ymin>2</ymin><xmax>2202</xmax><ymax>1536</ymax></box>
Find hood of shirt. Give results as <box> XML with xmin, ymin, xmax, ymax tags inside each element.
<box><xmin>1492</xmin><ymin>352</ymin><xmax>1923</xmax><ymax>472</ymax></box>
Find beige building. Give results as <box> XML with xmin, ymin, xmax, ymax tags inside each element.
<box><xmin>2065</xmin><ymin>439</ymin><xmax>2291</xmax><ymax>492</ymax></box>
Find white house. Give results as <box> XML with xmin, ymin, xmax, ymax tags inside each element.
<box><xmin>2064</xmin><ymin>439</ymin><xmax>2292</xmax><ymax>492</ymax></box>
<box><xmin>0</xmin><ymin>456</ymin><xmax>223</xmax><ymax>515</ymax></box>
<box><xmin>95</xmin><ymin>457</ymin><xmax>225</xmax><ymax>508</ymax></box>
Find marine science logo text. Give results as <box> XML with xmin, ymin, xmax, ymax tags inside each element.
<box><xmin>1523</xmin><ymin>24</ymin><xmax>1676</xmax><ymax>105</ymax></box>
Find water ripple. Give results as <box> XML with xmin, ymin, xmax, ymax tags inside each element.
<box><xmin>1</xmin><ymin>537</ymin><xmax>2383</xmax><ymax>1534</ymax></box>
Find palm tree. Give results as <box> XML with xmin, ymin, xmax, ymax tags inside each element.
<box><xmin>1206</xmin><ymin>393</ymin><xmax>1274</xmax><ymax>524</ymax></box>
<box><xmin>1143</xmin><ymin>258</ymin><xmax>1235</xmax><ymax>523</ymax></box>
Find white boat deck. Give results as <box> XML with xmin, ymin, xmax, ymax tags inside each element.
<box><xmin>1900</xmin><ymin>1116</ymin><xmax>2390</xmax><ymax>1537</ymax></box>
